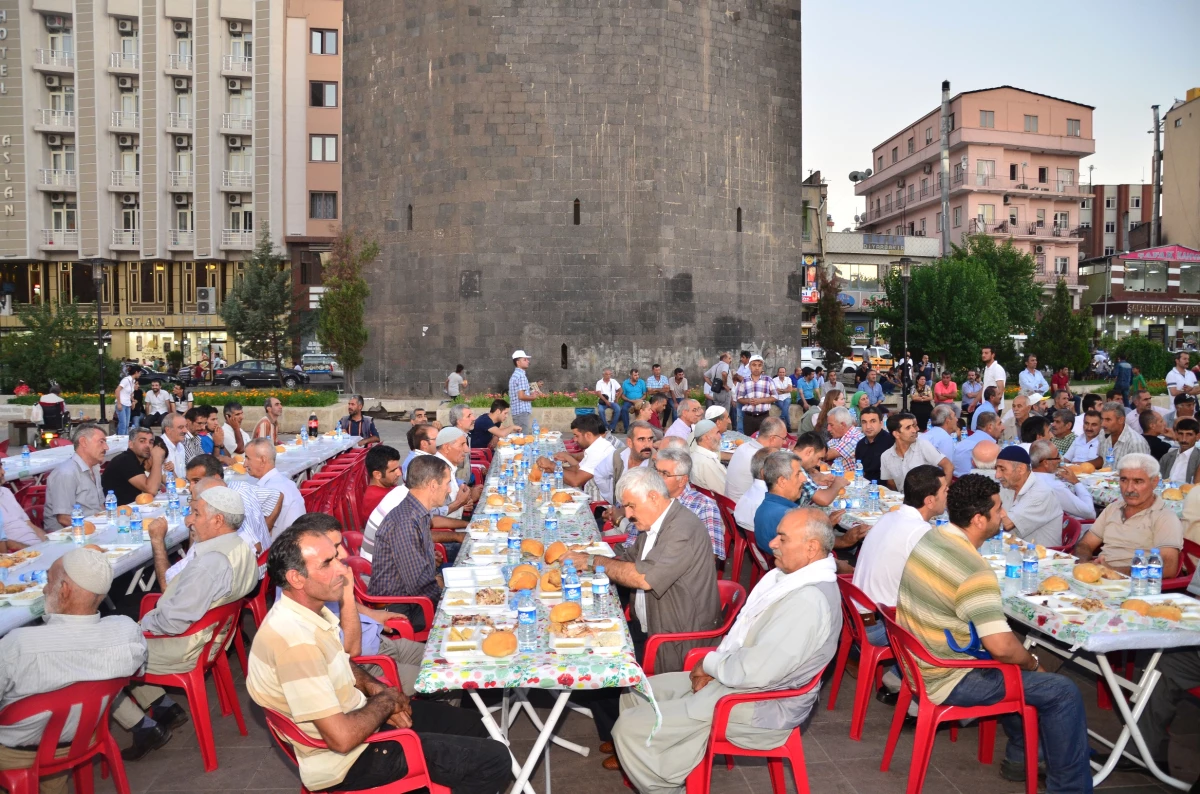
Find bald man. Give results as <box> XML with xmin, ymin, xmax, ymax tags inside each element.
<box><xmin>970</xmin><ymin>440</ymin><xmax>1000</xmax><ymax>479</ymax></box>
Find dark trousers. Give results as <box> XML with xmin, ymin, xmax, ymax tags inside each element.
<box><xmin>1137</xmin><ymin>649</ymin><xmax>1200</xmax><ymax>769</ymax></box>
<box><xmin>586</xmin><ymin>615</ymin><xmax>648</xmax><ymax>744</ymax></box>
<box><xmin>383</xmin><ymin>602</ymin><xmax>428</xmax><ymax>634</ymax></box>
<box><xmin>324</xmin><ymin>700</ymin><xmax>512</xmax><ymax>794</ymax></box>
<box><xmin>741</xmin><ymin>411</ymin><xmax>767</xmax><ymax>437</ymax></box>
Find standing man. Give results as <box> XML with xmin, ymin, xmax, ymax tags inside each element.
<box><xmin>733</xmin><ymin>351</ymin><xmax>752</xmax><ymax>432</ymax></box>
<box><xmin>854</xmin><ymin>406</ymin><xmax>895</xmax><ymax>483</ymax></box>
<box><xmin>879</xmin><ymin>413</ymin><xmax>953</xmax><ymax>493</ymax></box>
<box><xmin>44</xmin><ymin>424</ymin><xmax>107</xmax><ymax>531</ymax></box>
<box><xmin>771</xmin><ymin>366</ymin><xmax>796</xmax><ymax>433</ymax></box>
<box><xmin>253</xmin><ymin>396</ymin><xmax>283</xmax><ymax>444</ymax></box>
<box><xmin>619</xmin><ymin>368</ymin><xmax>648</xmax><ymax>432</ymax></box>
<box><xmin>445</xmin><ymin>364</ymin><xmax>468</xmax><ymax>401</ymax></box>
<box><xmin>246</xmin><ymin>438</ymin><xmax>305</xmax><ymax>539</ymax></box>
<box><xmin>961</xmin><ymin>369</ymin><xmax>983</xmax><ymax>422</ymax></box>
<box><xmin>704</xmin><ymin>352</ymin><xmax>733</xmax><ymax>415</ymax></box>
<box><xmin>981</xmin><ymin>344</ymin><xmax>1007</xmax><ymax>413</ymax></box>
<box><xmin>115</xmin><ymin>370</ymin><xmax>138</xmax><ymax>436</ymax></box>
<box><xmin>667</xmin><ymin>368</ymin><xmax>689</xmax><ymax>423</ymax></box>
<box><xmin>1113</xmin><ymin>353</ymin><xmax>1133</xmax><ymax>407</ymax></box>
<box><xmin>1018</xmin><ymin>354</ymin><xmax>1049</xmax><ymax>397</ymax></box>
<box><xmin>144</xmin><ymin>380</ymin><xmax>172</xmax><ymax>428</ymax></box>
<box><xmin>341</xmin><ymin>395</ymin><xmax>381</xmax><ymax>446</ymax></box>
<box><xmin>508</xmin><ymin>349</ymin><xmax>541</xmax><ymax>434</ymax></box>
<box><xmin>595</xmin><ymin>369</ymin><xmax>622</xmax><ymax>432</ymax></box>
<box><xmin>1167</xmin><ymin>351</ymin><xmax>1200</xmax><ymax>399</ymax></box>
<box><xmin>734</xmin><ymin>354</ymin><xmax>778</xmax><ymax>437</ymax></box>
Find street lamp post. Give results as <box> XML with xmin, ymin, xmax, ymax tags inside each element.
<box><xmin>89</xmin><ymin>257</ymin><xmax>108</xmax><ymax>424</ymax></box>
<box><xmin>898</xmin><ymin>257</ymin><xmax>914</xmax><ymax>413</ymax></box>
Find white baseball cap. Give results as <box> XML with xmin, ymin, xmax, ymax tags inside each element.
<box><xmin>705</xmin><ymin>406</ymin><xmax>727</xmax><ymax>421</ymax></box>
<box><xmin>512</xmin><ymin>350</ymin><xmax>530</xmax><ymax>360</ymax></box>
<box><xmin>748</xmin><ymin>354</ymin><xmax>765</xmax><ymax>364</ymax></box>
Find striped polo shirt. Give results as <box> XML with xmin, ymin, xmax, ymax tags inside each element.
<box><xmin>247</xmin><ymin>595</ymin><xmax>368</xmax><ymax>790</ymax></box>
<box><xmin>896</xmin><ymin>523</ymin><xmax>1009</xmax><ymax>704</ymax></box>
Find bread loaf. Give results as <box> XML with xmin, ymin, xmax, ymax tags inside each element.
<box><xmin>482</xmin><ymin>630</ymin><xmax>517</xmax><ymax>657</ymax></box>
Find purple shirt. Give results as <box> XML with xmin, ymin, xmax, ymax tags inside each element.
<box><xmin>665</xmin><ymin>418</ymin><xmax>693</xmax><ymax>440</ymax></box>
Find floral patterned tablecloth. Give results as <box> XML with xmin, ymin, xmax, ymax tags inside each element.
<box><xmin>1080</xmin><ymin>473</ymin><xmax>1187</xmax><ymax>518</ymax></box>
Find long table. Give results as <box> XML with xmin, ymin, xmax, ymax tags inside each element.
<box><xmin>1</xmin><ymin>435</ymin><xmax>131</xmax><ymax>481</ymax></box>
<box><xmin>415</xmin><ymin>439</ymin><xmax>652</xmax><ymax>794</ymax></box>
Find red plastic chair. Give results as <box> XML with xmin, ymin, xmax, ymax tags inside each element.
<box><xmin>135</xmin><ymin>593</ymin><xmax>248</xmax><ymax>772</ymax></box>
<box><xmin>231</xmin><ymin>549</ymin><xmax>272</xmax><ymax>676</ymax></box>
<box><xmin>879</xmin><ymin>610</ymin><xmax>1038</xmax><ymax>794</ymax></box>
<box><xmin>0</xmin><ymin>439</ymin><xmax>8</xmax><ymax>457</ymax></box>
<box><xmin>745</xmin><ymin>532</ymin><xmax>774</xmax><ymax>587</ymax></box>
<box><xmin>342</xmin><ymin>530</ymin><xmax>364</xmax><ymax>556</ymax></box>
<box><xmin>1163</xmin><ymin>538</ymin><xmax>1200</xmax><ymax>592</ymax></box>
<box><xmin>642</xmin><ymin>581</ymin><xmax>746</xmax><ymax>675</ymax></box>
<box><xmin>344</xmin><ymin>556</ymin><xmax>435</xmax><ymax>642</ymax></box>
<box><xmin>50</xmin><ymin>438</ymin><xmax>73</xmax><ymax>448</ymax></box>
<box><xmin>826</xmin><ymin>578</ymin><xmax>895</xmax><ymax>741</ymax></box>
<box><xmin>680</xmin><ymin>647</ymin><xmax>826</xmax><ymax>794</ymax></box>
<box><xmin>0</xmin><ymin>678</ymin><xmax>131</xmax><ymax>794</ymax></box>
<box><xmin>713</xmin><ymin>494</ymin><xmax>745</xmax><ymax>583</ymax></box>
<box><xmin>1050</xmin><ymin>516</ymin><xmax>1083</xmax><ymax>553</ymax></box>
<box><xmin>16</xmin><ymin>485</ymin><xmax>47</xmax><ymax>525</ymax></box>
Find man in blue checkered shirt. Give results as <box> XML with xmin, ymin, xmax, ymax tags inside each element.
<box><xmin>620</xmin><ymin>446</ymin><xmax>726</xmax><ymax>561</ymax></box>
<box><xmin>508</xmin><ymin>349</ymin><xmax>541</xmax><ymax>434</ymax></box>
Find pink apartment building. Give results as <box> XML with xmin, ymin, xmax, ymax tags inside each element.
<box><xmin>853</xmin><ymin>86</ymin><xmax>1095</xmax><ymax>307</ymax></box>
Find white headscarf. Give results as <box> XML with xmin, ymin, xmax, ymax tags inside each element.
<box><xmin>716</xmin><ymin>554</ymin><xmax>838</xmax><ymax>652</ymax></box>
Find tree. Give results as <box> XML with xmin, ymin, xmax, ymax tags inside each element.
<box><xmin>1026</xmin><ymin>279</ymin><xmax>1091</xmax><ymax>376</ymax></box>
<box><xmin>317</xmin><ymin>230</ymin><xmax>378</xmax><ymax>390</ymax></box>
<box><xmin>0</xmin><ymin>302</ymin><xmax>121</xmax><ymax>392</ymax></box>
<box><xmin>949</xmin><ymin>235</ymin><xmax>1042</xmax><ymax>332</ymax></box>
<box><xmin>813</xmin><ymin>266</ymin><xmax>850</xmax><ymax>375</ymax></box>
<box><xmin>1113</xmin><ymin>336</ymin><xmax>1174</xmax><ymax>383</ymax></box>
<box><xmin>220</xmin><ymin>228</ymin><xmax>294</xmax><ymax>373</ymax></box>
<box><xmin>874</xmin><ymin>256</ymin><xmax>1008</xmax><ymax>373</ymax></box>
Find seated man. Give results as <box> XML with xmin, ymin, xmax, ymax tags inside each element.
<box><xmin>612</xmin><ymin>507</ymin><xmax>842</xmax><ymax>793</ymax></box>
<box><xmin>725</xmin><ymin>417</ymin><xmax>789</xmax><ymax>502</ymax></box>
<box><xmin>1139</xmin><ymin>410</ymin><xmax>1172</xmax><ymax>462</ymax></box>
<box><xmin>651</xmin><ymin>447</ymin><xmax>724</xmax><ymax>560</ymax></box>
<box><xmin>101</xmin><ymin>427</ymin><xmax>167</xmax><ymax>505</ymax></box>
<box><xmin>753</xmin><ymin>451</ymin><xmax>807</xmax><ymax>553</ymax></box>
<box><xmin>431</xmin><ymin>428</ymin><xmax>478</xmax><ymax>525</ymax></box>
<box><xmin>791</xmin><ymin>432</ymin><xmax>848</xmax><ymax>508</ymax></box>
<box><xmin>0</xmin><ymin>469</ymin><xmax>47</xmax><ymax>549</ymax></box>
<box><xmin>246</xmin><ymin>438</ymin><xmax>306</xmax><ymax>539</ymax></box>
<box><xmin>592</xmin><ymin>421</ymin><xmax>655</xmax><ymax>507</ymax></box>
<box><xmin>1064</xmin><ymin>409</ymin><xmax>1102</xmax><ymax>465</ymax></box>
<box><xmin>732</xmin><ymin>448</ymin><xmax>772</xmax><ymax>532</ymax></box>
<box><xmin>536</xmin><ymin>413</ymin><xmax>614</xmax><ymax>494</ymax></box>
<box><xmin>854</xmin><ymin>407</ymin><xmax>894</xmax><ymax>483</ymax></box>
<box><xmin>879</xmin><ymin>412</ymin><xmax>953</xmax><ymax>493</ymax></box>
<box><xmin>368</xmin><ymin>456</ymin><xmax>453</xmax><ymax>633</ymax></box>
<box><xmin>1029</xmin><ymin>440</ymin><xmax>1096</xmax><ymax>521</ymax></box>
<box><xmin>0</xmin><ymin>549</ymin><xmax>147</xmax><ymax>794</ymax></box>
<box><xmin>469</xmin><ymin>399</ymin><xmax>520</xmax><ymax>449</ymax></box>
<box><xmin>1048</xmin><ymin>408</ymin><xmax>1076</xmax><ymax>456</ymax></box>
<box><xmin>953</xmin><ymin>411</ymin><xmax>1002</xmax><ymax>477</ymax></box>
<box><xmin>44</xmin><ymin>423</ymin><xmax>107</xmax><ymax>531</ymax></box>
<box><xmin>705</xmin><ymin>405</ymin><xmax>732</xmax><ymax>434</ymax></box>
<box><xmin>687</xmin><ymin>420</ymin><xmax>728</xmax><ymax>496</ymax></box>
<box><xmin>401</xmin><ymin>423</ymin><xmax>437</xmax><ymax>480</ymax></box>
<box><xmin>247</xmin><ymin>526</ymin><xmax>511</xmax><ymax>794</ymax></box>
<box><xmin>824</xmin><ymin>407</ymin><xmax>863</xmax><ymax>469</ymax></box>
<box><xmin>112</xmin><ymin>485</ymin><xmax>259</xmax><ymax>761</ymax></box>
<box><xmin>995</xmin><ymin>446</ymin><xmax>1064</xmax><ymax>547</ymax></box>
<box><xmin>1092</xmin><ymin>401</ymin><xmax>1151</xmax><ymax>469</ymax></box>
<box><xmin>969</xmin><ymin>440</ymin><xmax>1000</xmax><ymax>479</ymax></box>
<box><xmin>1161</xmin><ymin>417</ymin><xmax>1200</xmax><ymax>484</ymax></box>
<box><xmin>924</xmin><ymin>404</ymin><xmax>959</xmax><ymax>462</ymax></box>
<box><xmin>898</xmin><ymin>474</ymin><xmax>1092</xmax><ymax>790</ymax></box>
<box><xmin>362</xmin><ymin>445</ymin><xmax>403</xmax><ymax>521</ymax></box>
<box><xmin>1074</xmin><ymin>452</ymin><xmax>1182</xmax><ymax>577</ymax></box>
<box><xmin>341</xmin><ymin>394</ymin><xmax>381</xmax><ymax>446</ymax></box>
<box><xmin>166</xmin><ymin>473</ymin><xmax>273</xmax><ymax>584</ymax></box>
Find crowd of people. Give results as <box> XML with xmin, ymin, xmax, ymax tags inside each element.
<box><xmin>4</xmin><ymin>347</ymin><xmax>1200</xmax><ymax>794</ymax></box>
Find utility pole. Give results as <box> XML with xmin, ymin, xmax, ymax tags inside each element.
<box><xmin>1151</xmin><ymin>104</ymin><xmax>1163</xmax><ymax>248</ymax></box>
<box><xmin>939</xmin><ymin>80</ymin><xmax>951</xmax><ymax>258</ymax></box>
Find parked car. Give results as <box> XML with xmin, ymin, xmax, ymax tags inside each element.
<box><xmin>126</xmin><ymin>366</ymin><xmax>186</xmax><ymax>389</ymax></box>
<box><xmin>210</xmin><ymin>360</ymin><xmax>310</xmax><ymax>389</ymax></box>
<box><xmin>848</xmin><ymin>345</ymin><xmax>894</xmax><ymax>369</ymax></box>
<box><xmin>799</xmin><ymin>347</ymin><xmax>825</xmax><ymax>371</ymax></box>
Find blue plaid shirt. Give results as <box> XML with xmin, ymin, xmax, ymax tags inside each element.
<box><xmin>509</xmin><ymin>368</ymin><xmax>531</xmax><ymax>416</ymax></box>
<box><xmin>622</xmin><ymin>485</ymin><xmax>725</xmax><ymax>559</ymax></box>
<box><xmin>367</xmin><ymin>493</ymin><xmax>440</xmax><ymax>602</ymax></box>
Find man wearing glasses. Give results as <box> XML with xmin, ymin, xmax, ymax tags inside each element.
<box><xmin>1029</xmin><ymin>439</ymin><xmax>1096</xmax><ymax>520</ymax></box>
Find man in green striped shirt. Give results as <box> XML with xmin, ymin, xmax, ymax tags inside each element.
<box><xmin>896</xmin><ymin>474</ymin><xmax>1093</xmax><ymax>793</ymax></box>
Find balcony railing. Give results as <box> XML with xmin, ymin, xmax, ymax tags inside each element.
<box><xmin>166</xmin><ymin>54</ymin><xmax>193</xmax><ymax>71</ymax></box>
<box><xmin>112</xmin><ymin>229</ymin><xmax>141</xmax><ymax>247</ymax></box>
<box><xmin>1026</xmin><ymin>222</ymin><xmax>1083</xmax><ymax>239</ymax></box>
<box><xmin>39</xmin><ymin>169</ymin><xmax>77</xmax><ymax>188</ymax></box>
<box><xmin>110</xmin><ymin>110</ymin><xmax>139</xmax><ymax>129</ymax></box>
<box><xmin>167</xmin><ymin>111</ymin><xmax>194</xmax><ymax>130</ymax></box>
<box><xmin>222</xmin><ymin>170</ymin><xmax>253</xmax><ymax>189</ymax></box>
<box><xmin>168</xmin><ymin>171</ymin><xmax>194</xmax><ymax>189</ymax></box>
<box><xmin>220</xmin><ymin>113</ymin><xmax>252</xmax><ymax>132</ymax></box>
<box><xmin>109</xmin><ymin>52</ymin><xmax>139</xmax><ymax>70</ymax></box>
<box><xmin>38</xmin><ymin>109</ymin><xmax>75</xmax><ymax>128</ymax></box>
<box><xmin>222</xmin><ymin>55</ymin><xmax>253</xmax><ymax>74</ymax></box>
<box><xmin>222</xmin><ymin>229</ymin><xmax>255</xmax><ymax>248</ymax></box>
<box><xmin>34</xmin><ymin>49</ymin><xmax>74</xmax><ymax>69</ymax></box>
<box><xmin>949</xmin><ymin>170</ymin><xmax>1087</xmax><ymax>195</ymax></box>
<box><xmin>168</xmin><ymin>229</ymin><xmax>195</xmax><ymax>247</ymax></box>
<box><xmin>111</xmin><ymin>169</ymin><xmax>140</xmax><ymax>189</ymax></box>
<box><xmin>41</xmin><ymin>229</ymin><xmax>80</xmax><ymax>248</ymax></box>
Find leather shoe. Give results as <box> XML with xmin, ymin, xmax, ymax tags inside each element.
<box><xmin>602</xmin><ymin>755</ymin><xmax>622</xmax><ymax>771</ymax></box>
<box><xmin>599</xmin><ymin>741</ymin><xmax>615</xmax><ymax>755</ymax></box>
<box><xmin>875</xmin><ymin>687</ymin><xmax>898</xmax><ymax>706</ymax></box>
<box><xmin>999</xmin><ymin>758</ymin><xmax>1047</xmax><ymax>782</ymax></box>
<box><xmin>121</xmin><ymin>724</ymin><xmax>173</xmax><ymax>762</ymax></box>
<box><xmin>151</xmin><ymin>703</ymin><xmax>189</xmax><ymax>731</ymax></box>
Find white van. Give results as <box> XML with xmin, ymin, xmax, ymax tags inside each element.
<box><xmin>301</xmin><ymin>353</ymin><xmax>343</xmax><ymax>376</ymax></box>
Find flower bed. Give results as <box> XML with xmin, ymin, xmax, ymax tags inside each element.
<box><xmin>9</xmin><ymin>388</ymin><xmax>340</xmax><ymax>408</ymax></box>
<box><xmin>466</xmin><ymin>391</ymin><xmax>600</xmax><ymax>409</ymax></box>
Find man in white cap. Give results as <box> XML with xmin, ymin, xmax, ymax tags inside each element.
<box><xmin>735</xmin><ymin>354</ymin><xmax>778</xmax><ymax>437</ymax></box>
<box><xmin>508</xmin><ymin>350</ymin><xmax>542</xmax><ymax>434</ymax></box>
<box><xmin>688</xmin><ymin>420</ymin><xmax>728</xmax><ymax>495</ymax></box>
<box><xmin>664</xmin><ymin>398</ymin><xmax>702</xmax><ymax>442</ymax></box>
<box><xmin>112</xmin><ymin>484</ymin><xmax>258</xmax><ymax>762</ymax></box>
<box><xmin>706</xmin><ymin>405</ymin><xmax>731</xmax><ymax>434</ymax></box>
<box><xmin>433</xmin><ymin>427</ymin><xmax>479</xmax><ymax>523</ymax></box>
<box><xmin>0</xmin><ymin>549</ymin><xmax>148</xmax><ymax>787</ymax></box>
<box><xmin>246</xmin><ymin>437</ymin><xmax>306</xmax><ymax>539</ymax></box>
<box><xmin>165</xmin><ymin>474</ymin><xmax>273</xmax><ymax>583</ymax></box>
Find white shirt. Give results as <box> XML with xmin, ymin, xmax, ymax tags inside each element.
<box><xmin>595</xmin><ymin>379</ymin><xmax>620</xmax><ymax>403</ymax></box>
<box><xmin>1032</xmin><ymin>472</ymin><xmax>1096</xmax><ymax>521</ymax></box>
<box><xmin>222</xmin><ymin>423</ymin><xmax>252</xmax><ymax>456</ymax></box>
<box><xmin>733</xmin><ymin>480</ymin><xmax>768</xmax><ymax>531</ymax></box>
<box><xmin>579</xmin><ymin>436</ymin><xmax>616</xmax><ymax>476</ymax></box>
<box><xmin>363</xmin><ymin>485</ymin><xmax>410</xmax><ymax>561</ymax></box>
<box><xmin>1170</xmin><ymin>447</ymin><xmax>1195</xmax><ymax>483</ymax></box>
<box><xmin>172</xmin><ymin>392</ymin><xmax>193</xmax><ymax>413</ymax></box>
<box><xmin>852</xmin><ymin>505</ymin><xmax>932</xmax><ymax>609</ymax></box>
<box><xmin>771</xmin><ymin>376</ymin><xmax>792</xmax><ymax>396</ymax></box>
<box><xmin>447</xmin><ymin>372</ymin><xmax>465</xmax><ymax>397</ymax></box>
<box><xmin>145</xmin><ymin>389</ymin><xmax>171</xmax><ymax>416</ymax></box>
<box><xmin>591</xmin><ymin>447</ymin><xmax>648</xmax><ymax>504</ymax></box>
<box><xmin>724</xmin><ymin>439</ymin><xmax>763</xmax><ymax>503</ymax></box>
<box><xmin>1167</xmin><ymin>367</ymin><xmax>1197</xmax><ymax>396</ymax></box>
<box><xmin>117</xmin><ymin>376</ymin><xmax>135</xmax><ymax>407</ymax></box>
<box><xmin>983</xmin><ymin>361</ymin><xmax>1007</xmax><ymax>411</ymax></box>
<box><xmin>435</xmin><ymin>452</ymin><xmax>465</xmax><ymax>519</ymax></box>
<box><xmin>664</xmin><ymin>418</ymin><xmax>693</xmax><ymax>442</ymax></box>
<box><xmin>1073</xmin><ymin>413</ymin><xmax>1085</xmax><ymax>437</ymax></box>
<box><xmin>166</xmin><ymin>439</ymin><xmax>189</xmax><ymax>477</ymax></box>
<box><xmin>634</xmin><ymin>501</ymin><xmax>673</xmax><ymax>627</ymax></box>
<box><xmin>689</xmin><ymin>444</ymin><xmax>728</xmax><ymax>496</ymax></box>
<box><xmin>258</xmin><ymin>467</ymin><xmax>305</xmax><ymax>539</ymax></box>
<box><xmin>1000</xmin><ymin>473</ymin><xmax>1064</xmax><ymax>547</ymax></box>
<box><xmin>164</xmin><ymin>481</ymin><xmax>273</xmax><ymax>582</ymax></box>
<box><xmin>1064</xmin><ymin>433</ymin><xmax>1101</xmax><ymax>464</ymax></box>
<box><xmin>0</xmin><ymin>488</ymin><xmax>40</xmax><ymax>546</ymax></box>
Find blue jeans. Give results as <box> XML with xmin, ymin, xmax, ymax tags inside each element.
<box><xmin>116</xmin><ymin>405</ymin><xmax>131</xmax><ymax>435</ymax></box>
<box><xmin>735</xmin><ymin>402</ymin><xmax>744</xmax><ymax>434</ymax></box>
<box><xmin>597</xmin><ymin>403</ymin><xmax>618</xmax><ymax>431</ymax></box>
<box><xmin>864</xmin><ymin>620</ymin><xmax>889</xmax><ymax>648</ymax></box>
<box><xmin>617</xmin><ymin>403</ymin><xmax>632</xmax><ymax>432</ymax></box>
<box><xmin>942</xmin><ymin>669</ymin><xmax>1093</xmax><ymax>794</ymax></box>
<box><xmin>774</xmin><ymin>399</ymin><xmax>793</xmax><ymax>432</ymax></box>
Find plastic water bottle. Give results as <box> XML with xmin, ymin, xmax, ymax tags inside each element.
<box><xmin>554</xmin><ymin>461</ymin><xmax>564</xmax><ymax>490</ymax></box>
<box><xmin>1130</xmin><ymin>549</ymin><xmax>1147</xmax><ymax>596</ymax></box>
<box><xmin>562</xmin><ymin>562</ymin><xmax>582</xmax><ymax>606</ymax></box>
<box><xmin>540</xmin><ymin>480</ymin><xmax>552</xmax><ymax>505</ymax></box>
<box><xmin>591</xmin><ymin>565</ymin><xmax>610</xmax><ymax>619</ymax></box>
<box><xmin>1146</xmin><ymin>548</ymin><xmax>1163</xmax><ymax>595</ymax></box>
<box><xmin>179</xmin><ymin>491</ymin><xmax>190</xmax><ymax>520</ymax></box>
<box><xmin>532</xmin><ymin>419</ymin><xmax>540</xmax><ymax>438</ymax></box>
<box><xmin>496</xmin><ymin>477</ymin><xmax>509</xmax><ymax>502</ymax></box>
<box><xmin>831</xmin><ymin>458</ymin><xmax>844</xmax><ymax>479</ymax></box>
<box><xmin>507</xmin><ymin>519</ymin><xmax>523</xmax><ymax>557</ymax></box>
<box><xmin>168</xmin><ymin>491</ymin><xmax>180</xmax><ymax>522</ymax></box>
<box><xmin>868</xmin><ymin>480</ymin><xmax>881</xmax><ymax>512</ymax></box>
<box><xmin>854</xmin><ymin>461</ymin><xmax>863</xmax><ymax>491</ymax></box>
<box><xmin>130</xmin><ymin>507</ymin><xmax>144</xmax><ymax>543</ymax></box>
<box><xmin>544</xmin><ymin>504</ymin><xmax>559</xmax><ymax>543</ymax></box>
<box><xmin>335</xmin><ymin>421</ymin><xmax>343</xmax><ymax>442</ymax></box>
<box><xmin>71</xmin><ymin>504</ymin><xmax>85</xmax><ymax>545</ymax></box>
<box><xmin>1105</xmin><ymin>449</ymin><xmax>1115</xmax><ymax>470</ymax></box>
<box><xmin>19</xmin><ymin>446</ymin><xmax>31</xmax><ymax>477</ymax></box>
<box><xmin>116</xmin><ymin>509</ymin><xmax>130</xmax><ymax>538</ymax></box>
<box><xmin>1021</xmin><ymin>543</ymin><xmax>1039</xmax><ymax>593</ymax></box>
<box><xmin>514</xmin><ymin>477</ymin><xmax>526</xmax><ymax>510</ymax></box>
<box><xmin>105</xmin><ymin>490</ymin><xmax>118</xmax><ymax>522</ymax></box>
<box><xmin>517</xmin><ymin>592</ymin><xmax>538</xmax><ymax>652</ymax></box>
<box><xmin>1004</xmin><ymin>544</ymin><xmax>1023</xmax><ymax>596</ymax></box>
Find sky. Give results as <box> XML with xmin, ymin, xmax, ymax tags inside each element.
<box><xmin>802</xmin><ymin>0</ymin><xmax>1200</xmax><ymax>230</ymax></box>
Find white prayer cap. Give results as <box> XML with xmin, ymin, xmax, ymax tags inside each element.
<box><xmin>435</xmin><ymin>427</ymin><xmax>466</xmax><ymax>447</ymax></box>
<box><xmin>705</xmin><ymin>406</ymin><xmax>727</xmax><ymax>421</ymax></box>
<box><xmin>198</xmin><ymin>485</ymin><xmax>245</xmax><ymax>519</ymax></box>
<box><xmin>693</xmin><ymin>420</ymin><xmax>718</xmax><ymax>439</ymax></box>
<box><xmin>61</xmin><ymin>548</ymin><xmax>113</xmax><ymax>595</ymax></box>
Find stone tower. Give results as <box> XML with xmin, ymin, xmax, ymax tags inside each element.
<box><xmin>343</xmin><ymin>0</ymin><xmax>805</xmax><ymax>395</ymax></box>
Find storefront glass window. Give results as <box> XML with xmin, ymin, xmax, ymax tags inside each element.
<box><xmin>834</xmin><ymin>263</ymin><xmax>881</xmax><ymax>291</ymax></box>
<box><xmin>1180</xmin><ymin>264</ymin><xmax>1200</xmax><ymax>294</ymax></box>
<box><xmin>1123</xmin><ymin>262</ymin><xmax>1168</xmax><ymax>293</ymax></box>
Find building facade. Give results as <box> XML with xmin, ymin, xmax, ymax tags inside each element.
<box><xmin>1078</xmin><ymin>184</ymin><xmax>1154</xmax><ymax>260</ymax></box>
<box><xmin>0</xmin><ymin>0</ymin><xmax>342</xmax><ymax>364</ymax></box>
<box><xmin>1162</xmin><ymin>89</ymin><xmax>1200</xmax><ymax>252</ymax></box>
<box><xmin>823</xmin><ymin>231</ymin><xmax>940</xmax><ymax>342</ymax></box>
<box><xmin>853</xmin><ymin>86</ymin><xmax>1095</xmax><ymax>307</ymax></box>
<box><xmin>1081</xmin><ymin>244</ymin><xmax>1200</xmax><ymax>343</ymax></box>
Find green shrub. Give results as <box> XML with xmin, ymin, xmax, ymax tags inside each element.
<box><xmin>1112</xmin><ymin>337</ymin><xmax>1174</xmax><ymax>383</ymax></box>
<box><xmin>9</xmin><ymin>387</ymin><xmax>340</xmax><ymax>408</ymax></box>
